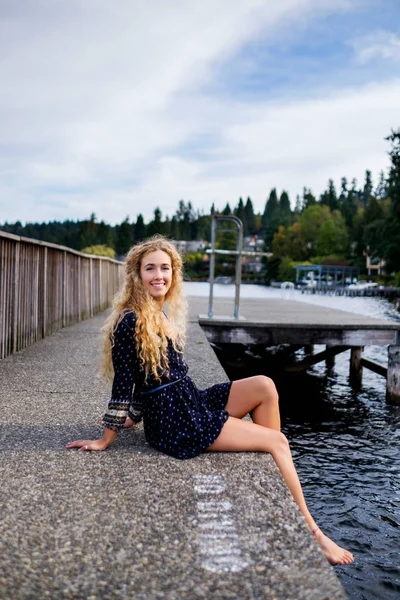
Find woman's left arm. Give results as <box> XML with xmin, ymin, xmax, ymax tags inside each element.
<box><xmin>66</xmin><ymin>312</ymin><xmax>139</xmax><ymax>452</ymax></box>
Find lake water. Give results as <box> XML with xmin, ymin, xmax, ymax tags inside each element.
<box><xmin>184</xmin><ymin>282</ymin><xmax>400</xmax><ymax>600</ymax></box>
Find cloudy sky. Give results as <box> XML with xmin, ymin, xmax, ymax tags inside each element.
<box><xmin>1</xmin><ymin>0</ymin><xmax>400</xmax><ymax>226</ymax></box>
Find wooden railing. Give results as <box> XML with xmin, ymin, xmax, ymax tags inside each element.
<box><xmin>0</xmin><ymin>231</ymin><xmax>125</xmax><ymax>359</ymax></box>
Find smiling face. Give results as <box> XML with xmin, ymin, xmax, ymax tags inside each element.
<box><xmin>139</xmin><ymin>250</ymin><xmax>173</xmax><ymax>307</ymax></box>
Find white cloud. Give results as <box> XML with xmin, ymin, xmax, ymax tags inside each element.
<box><xmin>352</xmin><ymin>31</ymin><xmax>400</xmax><ymax>64</ymax></box>
<box><xmin>0</xmin><ymin>0</ymin><xmax>396</xmax><ymax>226</ymax></box>
<box><xmin>126</xmin><ymin>78</ymin><xmax>400</xmax><ymax>215</ymax></box>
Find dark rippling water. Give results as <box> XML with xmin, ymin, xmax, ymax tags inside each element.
<box><xmin>185</xmin><ymin>284</ymin><xmax>400</xmax><ymax>600</ymax></box>
<box><xmin>279</xmin><ymin>353</ymin><xmax>400</xmax><ymax>600</ymax></box>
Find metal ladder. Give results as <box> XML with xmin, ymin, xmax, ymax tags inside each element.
<box><xmin>207</xmin><ymin>212</ymin><xmax>270</xmax><ymax>319</ymax></box>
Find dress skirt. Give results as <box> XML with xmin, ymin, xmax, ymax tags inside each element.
<box><xmin>140</xmin><ymin>376</ymin><xmax>232</xmax><ymax>459</ymax></box>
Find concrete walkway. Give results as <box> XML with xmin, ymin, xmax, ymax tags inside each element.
<box><xmin>0</xmin><ymin>307</ymin><xmax>346</xmax><ymax>600</ymax></box>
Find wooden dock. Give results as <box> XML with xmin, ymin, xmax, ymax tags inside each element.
<box><xmin>187</xmin><ymin>296</ymin><xmax>400</xmax><ymax>405</ymax></box>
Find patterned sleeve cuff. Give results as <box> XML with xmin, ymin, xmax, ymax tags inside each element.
<box><xmin>102</xmin><ymin>399</ymin><xmax>130</xmax><ymax>430</ymax></box>
<box><xmin>127</xmin><ymin>409</ymin><xmax>143</xmax><ymax>424</ymax></box>
<box><xmin>102</xmin><ymin>422</ymin><xmax>120</xmax><ymax>432</ymax></box>
<box><xmin>127</xmin><ymin>396</ymin><xmax>143</xmax><ymax>424</ymax></box>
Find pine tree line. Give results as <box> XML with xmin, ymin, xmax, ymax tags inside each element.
<box><xmin>263</xmin><ymin>131</ymin><xmax>400</xmax><ymax>280</ymax></box>
<box><xmin>1</xmin><ymin>131</ymin><xmax>399</xmax><ymax>274</ymax></box>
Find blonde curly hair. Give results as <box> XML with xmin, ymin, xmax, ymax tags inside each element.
<box><xmin>101</xmin><ymin>235</ymin><xmax>187</xmax><ymax>383</ymax></box>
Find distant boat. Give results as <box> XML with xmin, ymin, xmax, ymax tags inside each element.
<box><xmin>347</xmin><ymin>281</ymin><xmax>379</xmax><ymax>290</ymax></box>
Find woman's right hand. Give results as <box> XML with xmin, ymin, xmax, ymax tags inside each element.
<box><xmin>65</xmin><ymin>439</ymin><xmax>108</xmax><ymax>452</ymax></box>
<box><xmin>66</xmin><ymin>428</ymin><xmax>118</xmax><ymax>452</ymax></box>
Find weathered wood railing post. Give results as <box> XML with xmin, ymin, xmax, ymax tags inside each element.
<box><xmin>43</xmin><ymin>246</ymin><xmax>48</xmax><ymax>337</ymax></box>
<box><xmin>34</xmin><ymin>246</ymin><xmax>40</xmax><ymax>344</ymax></box>
<box><xmin>12</xmin><ymin>241</ymin><xmax>20</xmax><ymax>353</ymax></box>
<box><xmin>387</xmin><ymin>331</ymin><xmax>400</xmax><ymax>405</ymax></box>
<box><xmin>62</xmin><ymin>250</ymin><xmax>67</xmax><ymax>328</ymax></box>
<box><xmin>98</xmin><ymin>260</ymin><xmax>103</xmax><ymax>306</ymax></box>
<box><xmin>89</xmin><ymin>257</ymin><xmax>94</xmax><ymax>318</ymax></box>
<box><xmin>77</xmin><ymin>256</ymin><xmax>81</xmax><ymax>322</ymax></box>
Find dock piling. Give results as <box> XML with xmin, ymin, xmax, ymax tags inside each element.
<box><xmin>350</xmin><ymin>347</ymin><xmax>364</xmax><ymax>388</ymax></box>
<box><xmin>326</xmin><ymin>344</ymin><xmax>336</xmax><ymax>367</ymax></box>
<box><xmin>387</xmin><ymin>345</ymin><xmax>400</xmax><ymax>405</ymax></box>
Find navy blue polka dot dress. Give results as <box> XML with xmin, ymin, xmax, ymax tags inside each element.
<box><xmin>103</xmin><ymin>310</ymin><xmax>231</xmax><ymax>459</ymax></box>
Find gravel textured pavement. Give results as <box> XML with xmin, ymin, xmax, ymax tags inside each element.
<box><xmin>0</xmin><ymin>308</ymin><xmax>346</xmax><ymax>600</ymax></box>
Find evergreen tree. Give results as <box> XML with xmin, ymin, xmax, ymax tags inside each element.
<box><xmin>375</xmin><ymin>170</ymin><xmax>388</xmax><ymax>199</ymax></box>
<box><xmin>352</xmin><ymin>177</ymin><xmax>363</xmax><ymax>205</ymax></box>
<box><xmin>244</xmin><ymin>197</ymin><xmax>256</xmax><ymax>235</ymax></box>
<box><xmin>364</xmin><ymin>196</ymin><xmax>383</xmax><ymax>223</ymax></box>
<box><xmin>196</xmin><ymin>213</ymin><xmax>211</xmax><ymax>241</ymax></box>
<box><xmin>97</xmin><ymin>220</ymin><xmax>114</xmax><ymax>248</ymax></box>
<box><xmin>187</xmin><ymin>202</ymin><xmax>198</xmax><ymax>240</ymax></box>
<box><xmin>190</xmin><ymin>210</ymin><xmax>200</xmax><ymax>240</ymax></box>
<box><xmin>350</xmin><ymin>178</ymin><xmax>358</xmax><ymax>194</ymax></box>
<box><xmin>320</xmin><ymin>179</ymin><xmax>338</xmax><ymax>211</ymax></box>
<box><xmin>302</xmin><ymin>187</ymin><xmax>316</xmax><ymax>210</ymax></box>
<box><xmin>79</xmin><ymin>213</ymin><xmax>98</xmax><ymax>249</ymax></box>
<box><xmin>217</xmin><ymin>204</ymin><xmax>237</xmax><ymax>249</ymax></box>
<box><xmin>163</xmin><ymin>215</ymin><xmax>172</xmax><ymax>237</ymax></box>
<box><xmin>263</xmin><ymin>188</ymin><xmax>280</xmax><ymax>250</ymax></box>
<box><xmin>362</xmin><ymin>170</ymin><xmax>373</xmax><ymax>207</ymax></box>
<box><xmin>235</xmin><ymin>197</ymin><xmax>247</xmax><ymax>235</ymax></box>
<box><xmin>174</xmin><ymin>200</ymin><xmax>195</xmax><ymax>240</ymax></box>
<box><xmin>130</xmin><ymin>221</ymin><xmax>136</xmax><ymax>244</ymax></box>
<box><xmin>380</xmin><ymin>130</ymin><xmax>400</xmax><ymax>271</ymax></box>
<box><xmin>341</xmin><ymin>180</ymin><xmax>359</xmax><ymax>229</ymax></box>
<box><xmin>115</xmin><ymin>217</ymin><xmax>132</xmax><ymax>256</ymax></box>
<box><xmin>279</xmin><ymin>191</ymin><xmax>291</xmax><ymax>228</ymax></box>
<box><xmin>134</xmin><ymin>214</ymin><xmax>146</xmax><ymax>241</ymax></box>
<box><xmin>170</xmin><ymin>216</ymin><xmax>180</xmax><ymax>239</ymax></box>
<box><xmin>294</xmin><ymin>195</ymin><xmax>302</xmax><ymax>217</ymax></box>
<box><xmin>338</xmin><ymin>177</ymin><xmax>348</xmax><ymax>210</ymax></box>
<box><xmin>362</xmin><ymin>196</ymin><xmax>385</xmax><ymax>255</ymax></box>
<box><xmin>147</xmin><ymin>207</ymin><xmax>164</xmax><ymax>237</ymax></box>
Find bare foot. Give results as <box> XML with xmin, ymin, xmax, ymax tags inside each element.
<box><xmin>313</xmin><ymin>529</ymin><xmax>354</xmax><ymax>565</ymax></box>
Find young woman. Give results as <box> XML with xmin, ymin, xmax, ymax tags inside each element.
<box><xmin>67</xmin><ymin>236</ymin><xmax>354</xmax><ymax>565</ymax></box>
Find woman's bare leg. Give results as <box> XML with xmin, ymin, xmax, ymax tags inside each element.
<box><xmin>225</xmin><ymin>375</ymin><xmax>280</xmax><ymax>430</ymax></box>
<box><xmin>207</xmin><ymin>417</ymin><xmax>354</xmax><ymax>565</ymax></box>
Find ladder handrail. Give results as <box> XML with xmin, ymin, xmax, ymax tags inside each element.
<box><xmin>208</xmin><ymin>213</ymin><xmax>243</xmax><ymax>319</ymax></box>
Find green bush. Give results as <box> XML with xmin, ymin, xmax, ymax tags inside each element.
<box><xmin>278</xmin><ymin>257</ymin><xmax>296</xmax><ymax>282</ymax></box>
<box><xmin>81</xmin><ymin>244</ymin><xmax>116</xmax><ymax>258</ymax></box>
<box><xmin>318</xmin><ymin>255</ymin><xmax>349</xmax><ymax>266</ymax></box>
<box><xmin>264</xmin><ymin>256</ymin><xmax>280</xmax><ymax>284</ymax></box>
<box><xmin>183</xmin><ymin>251</ymin><xmax>209</xmax><ymax>279</ymax></box>
<box><xmin>393</xmin><ymin>272</ymin><xmax>400</xmax><ymax>287</ymax></box>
